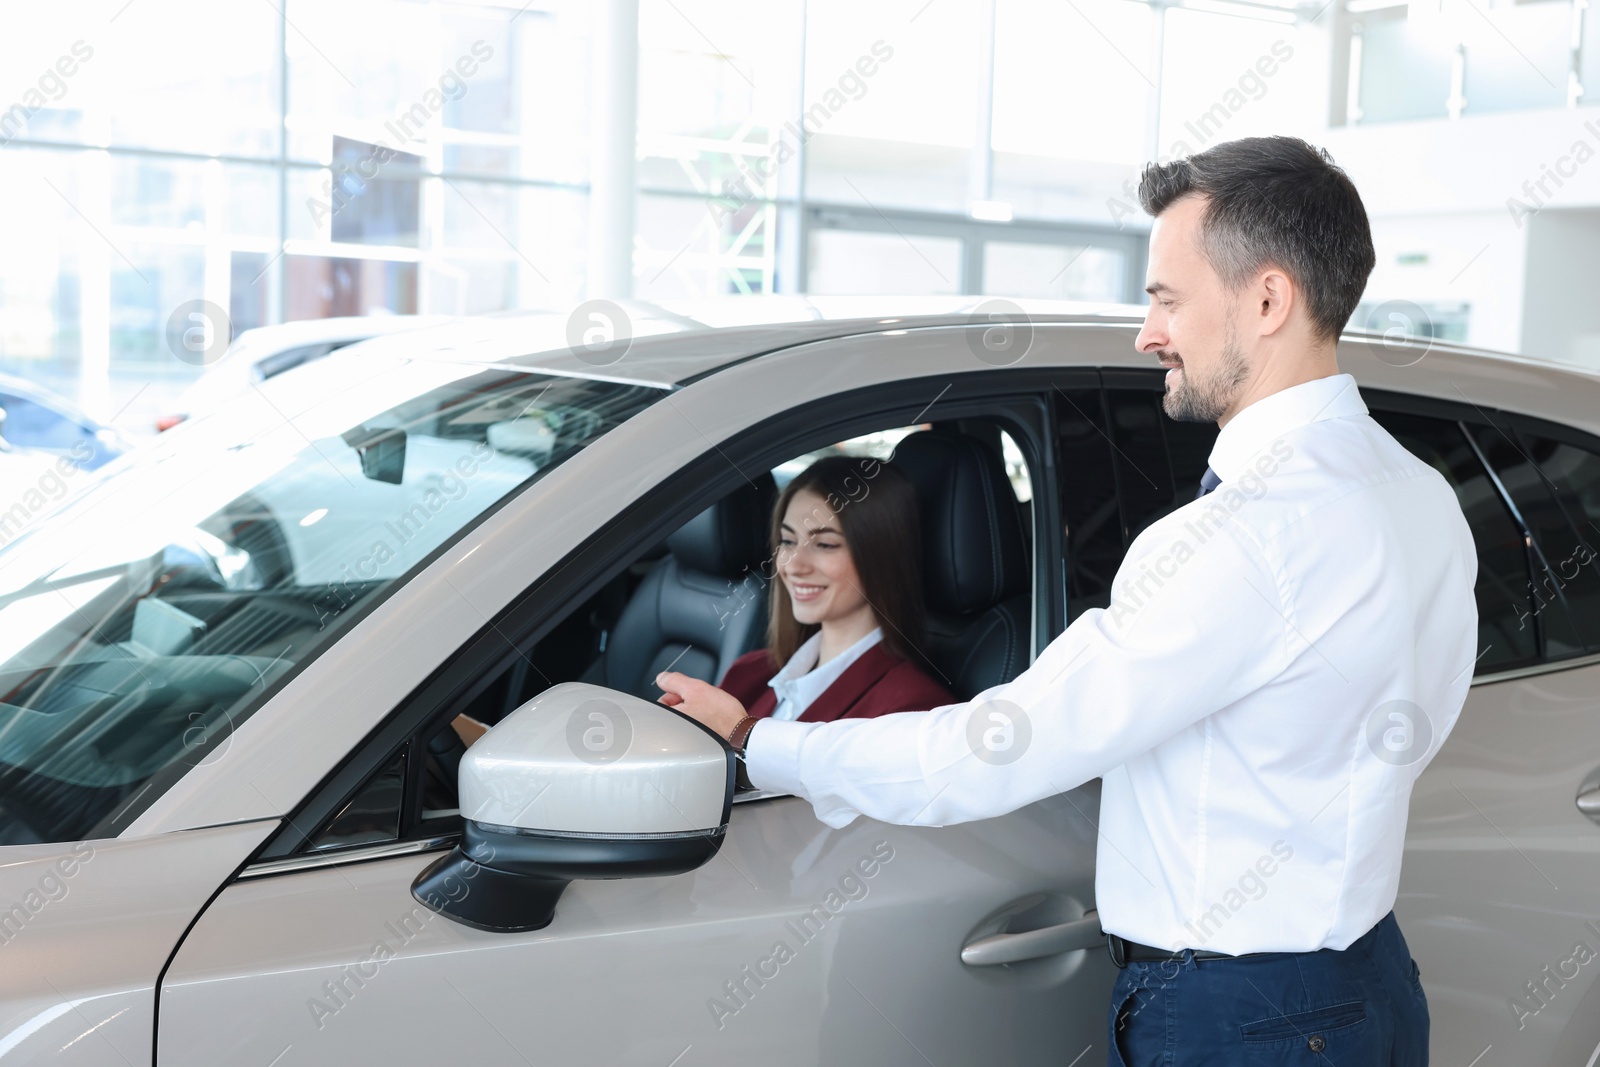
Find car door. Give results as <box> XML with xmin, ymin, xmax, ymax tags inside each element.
<box><xmin>156</xmin><ymin>365</ymin><xmax>1118</xmax><ymax>1066</ymax></box>
<box><xmin>1362</xmin><ymin>399</ymin><xmax>1600</xmax><ymax>1066</ymax></box>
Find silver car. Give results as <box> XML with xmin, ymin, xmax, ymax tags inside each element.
<box><xmin>1</xmin><ymin>298</ymin><xmax>1597</xmax><ymax>1065</ymax></box>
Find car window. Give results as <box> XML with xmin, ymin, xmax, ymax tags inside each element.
<box><xmin>1099</xmin><ymin>385</ymin><xmax>1218</xmax><ymax>544</ymax></box>
<box><xmin>0</xmin><ymin>369</ymin><xmax>662</xmax><ymax>845</ymax></box>
<box><xmin>255</xmin><ymin>341</ymin><xmax>348</xmax><ymax>382</ymax></box>
<box><xmin>1060</xmin><ymin>386</ymin><xmax>1536</xmax><ymax>677</ymax></box>
<box><xmin>1056</xmin><ymin>384</ymin><xmax>1126</xmax><ymax>626</ymax></box>
<box><xmin>1368</xmin><ymin>410</ymin><xmax>1537</xmax><ymax>672</ymax></box>
<box><xmin>1463</xmin><ymin>421</ymin><xmax>1600</xmax><ymax>659</ymax></box>
<box><xmin>288</xmin><ymin>410</ymin><xmax>1046</xmax><ymax>858</ymax></box>
<box><xmin>0</xmin><ymin>392</ymin><xmax>95</xmax><ymax>455</ymax></box>
<box><xmin>1066</xmin><ymin>382</ymin><xmax>1217</xmax><ymax>627</ymax></box>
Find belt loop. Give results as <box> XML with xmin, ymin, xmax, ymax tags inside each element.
<box><xmin>1107</xmin><ymin>933</ymin><xmax>1127</xmax><ymax>968</ymax></box>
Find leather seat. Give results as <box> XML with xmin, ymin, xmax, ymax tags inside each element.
<box><xmin>890</xmin><ymin>429</ymin><xmax>1031</xmax><ymax>700</ymax></box>
<box><xmin>580</xmin><ymin>473</ymin><xmax>777</xmax><ymax>701</ymax></box>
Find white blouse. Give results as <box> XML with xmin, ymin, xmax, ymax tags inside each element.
<box><xmin>767</xmin><ymin>626</ymin><xmax>884</xmax><ymax>722</ymax></box>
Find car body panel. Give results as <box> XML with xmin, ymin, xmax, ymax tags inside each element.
<box><xmin>161</xmin><ymin>792</ymin><xmax>1112</xmax><ymax>1066</ymax></box>
<box><xmin>0</xmin><ymin>820</ymin><xmax>274</xmax><ymax>1064</ymax></box>
<box><xmin>1400</xmin><ymin>659</ymin><xmax>1600</xmax><ymax>1064</ymax></box>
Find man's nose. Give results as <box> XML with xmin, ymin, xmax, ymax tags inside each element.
<box><xmin>1135</xmin><ymin>316</ymin><xmax>1165</xmax><ymax>353</ymax></box>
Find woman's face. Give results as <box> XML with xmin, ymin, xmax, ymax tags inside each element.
<box><xmin>776</xmin><ymin>488</ymin><xmax>872</xmax><ymax>628</ymax></box>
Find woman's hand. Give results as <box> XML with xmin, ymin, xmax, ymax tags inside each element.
<box><xmin>655</xmin><ymin>671</ymin><xmax>747</xmax><ymax>741</ymax></box>
<box><xmin>450</xmin><ymin>712</ymin><xmax>491</xmax><ymax>748</ymax></box>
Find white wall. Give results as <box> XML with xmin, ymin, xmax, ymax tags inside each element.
<box><xmin>1521</xmin><ymin>208</ymin><xmax>1600</xmax><ymax>370</ymax></box>
<box><xmin>1324</xmin><ymin>107</ymin><xmax>1600</xmax><ymax>355</ymax></box>
<box><xmin>1364</xmin><ymin>211</ymin><xmax>1527</xmax><ymax>354</ymax></box>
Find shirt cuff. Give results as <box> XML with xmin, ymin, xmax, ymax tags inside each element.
<box><xmin>742</xmin><ymin>717</ymin><xmax>814</xmax><ymax>796</ymax></box>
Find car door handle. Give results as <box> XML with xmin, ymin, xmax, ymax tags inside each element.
<box><xmin>1578</xmin><ymin>786</ymin><xmax>1600</xmax><ymax>818</ymax></box>
<box><xmin>960</xmin><ymin>910</ymin><xmax>1104</xmax><ymax>966</ymax></box>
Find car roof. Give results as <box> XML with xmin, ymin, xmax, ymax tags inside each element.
<box><xmin>226</xmin><ymin>314</ymin><xmax>456</xmax><ymax>362</ymax></box>
<box><xmin>329</xmin><ymin>296</ymin><xmax>1600</xmax><ymax>440</ymax></box>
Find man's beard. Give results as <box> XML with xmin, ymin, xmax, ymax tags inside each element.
<box><xmin>1162</xmin><ymin>325</ymin><xmax>1251</xmax><ymax>423</ymax></box>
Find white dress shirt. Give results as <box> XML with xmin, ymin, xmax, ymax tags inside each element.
<box><xmin>768</xmin><ymin>627</ymin><xmax>883</xmax><ymax>721</ymax></box>
<box><xmin>746</xmin><ymin>373</ymin><xmax>1480</xmax><ymax>954</ymax></box>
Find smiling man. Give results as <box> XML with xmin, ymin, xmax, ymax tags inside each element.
<box><xmin>658</xmin><ymin>135</ymin><xmax>1479</xmax><ymax>1066</ymax></box>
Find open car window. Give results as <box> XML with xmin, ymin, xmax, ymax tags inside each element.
<box><xmin>0</xmin><ymin>367</ymin><xmax>662</xmax><ymax>845</ymax></box>
<box><xmin>288</xmin><ymin>411</ymin><xmax>1042</xmax><ymax>856</ymax></box>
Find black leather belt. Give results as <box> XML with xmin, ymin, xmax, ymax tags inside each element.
<box><xmin>1106</xmin><ymin>932</ymin><xmax>1274</xmax><ymax>967</ymax></box>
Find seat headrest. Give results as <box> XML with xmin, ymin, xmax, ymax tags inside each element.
<box><xmin>666</xmin><ymin>472</ymin><xmax>777</xmax><ymax>580</ymax></box>
<box><xmin>890</xmin><ymin>430</ymin><xmax>1028</xmax><ymax>615</ymax></box>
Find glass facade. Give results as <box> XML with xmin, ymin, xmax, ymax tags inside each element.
<box><xmin>3</xmin><ymin>0</ymin><xmax>1345</xmax><ymax>435</ymax></box>
<box><xmin>1351</xmin><ymin>0</ymin><xmax>1588</xmax><ymax>123</ymax></box>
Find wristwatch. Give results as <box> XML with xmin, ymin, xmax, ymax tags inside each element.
<box><xmin>727</xmin><ymin>714</ymin><xmax>759</xmax><ymax>755</ymax></box>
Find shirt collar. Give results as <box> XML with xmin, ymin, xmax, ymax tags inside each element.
<box><xmin>770</xmin><ymin>626</ymin><xmax>883</xmax><ymax>695</ymax></box>
<box><xmin>1206</xmin><ymin>372</ymin><xmax>1367</xmax><ymax>485</ymax></box>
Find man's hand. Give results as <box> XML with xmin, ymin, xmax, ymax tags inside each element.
<box><xmin>655</xmin><ymin>671</ymin><xmax>747</xmax><ymax>741</ymax></box>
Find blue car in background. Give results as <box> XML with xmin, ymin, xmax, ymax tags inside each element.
<box><xmin>0</xmin><ymin>373</ymin><xmax>130</xmax><ymax>470</ymax></box>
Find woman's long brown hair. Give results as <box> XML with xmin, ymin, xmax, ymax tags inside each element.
<box><xmin>760</xmin><ymin>454</ymin><xmax>929</xmax><ymax>671</ymax></box>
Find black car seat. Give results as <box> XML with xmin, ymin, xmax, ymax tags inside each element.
<box><xmin>890</xmin><ymin>429</ymin><xmax>1031</xmax><ymax>700</ymax></box>
<box><xmin>579</xmin><ymin>473</ymin><xmax>777</xmax><ymax>701</ymax></box>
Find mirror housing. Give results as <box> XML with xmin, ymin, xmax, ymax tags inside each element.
<box><xmin>411</xmin><ymin>682</ymin><xmax>734</xmax><ymax>932</ymax></box>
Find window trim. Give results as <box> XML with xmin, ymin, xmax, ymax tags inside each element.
<box><xmin>250</xmin><ymin>370</ymin><xmax>1063</xmax><ymax>865</ymax></box>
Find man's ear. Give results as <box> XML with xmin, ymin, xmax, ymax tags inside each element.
<box><xmin>1254</xmin><ymin>267</ymin><xmax>1295</xmax><ymax>337</ymax></box>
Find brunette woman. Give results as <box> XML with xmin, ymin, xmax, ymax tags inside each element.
<box><xmin>713</xmin><ymin>454</ymin><xmax>954</xmax><ymax>722</ymax></box>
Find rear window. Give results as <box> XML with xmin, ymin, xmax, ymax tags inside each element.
<box><xmin>0</xmin><ymin>368</ymin><xmax>661</xmax><ymax>844</ymax></box>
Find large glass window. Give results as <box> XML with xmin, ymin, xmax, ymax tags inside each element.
<box><xmin>984</xmin><ymin>241</ymin><xmax>1126</xmax><ymax>302</ymax></box>
<box><xmin>808</xmin><ymin>229</ymin><xmax>963</xmax><ymax>296</ymax></box>
<box><xmin>1352</xmin><ymin>11</ymin><xmax>1454</xmax><ymax>124</ymax></box>
<box><xmin>1458</xmin><ymin>0</ymin><xmax>1570</xmax><ymax>115</ymax></box>
<box><xmin>0</xmin><ymin>365</ymin><xmax>662</xmax><ymax>845</ymax></box>
<box><xmin>801</xmin><ymin>0</ymin><xmax>979</xmax><ymax>214</ymax></box>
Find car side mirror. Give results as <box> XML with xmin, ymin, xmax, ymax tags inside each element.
<box><xmin>411</xmin><ymin>682</ymin><xmax>734</xmax><ymax>932</ymax></box>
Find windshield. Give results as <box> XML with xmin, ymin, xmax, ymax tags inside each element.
<box><xmin>0</xmin><ymin>361</ymin><xmax>662</xmax><ymax>844</ymax></box>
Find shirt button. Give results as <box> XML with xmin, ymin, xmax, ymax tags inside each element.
<box><xmin>1307</xmin><ymin>1035</ymin><xmax>1326</xmax><ymax>1053</ymax></box>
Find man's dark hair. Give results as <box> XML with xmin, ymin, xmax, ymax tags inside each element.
<box><xmin>1137</xmin><ymin>136</ymin><xmax>1376</xmax><ymax>343</ymax></box>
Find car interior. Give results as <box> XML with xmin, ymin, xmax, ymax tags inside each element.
<box><xmin>306</xmin><ymin>416</ymin><xmax>1038</xmax><ymax>848</ymax></box>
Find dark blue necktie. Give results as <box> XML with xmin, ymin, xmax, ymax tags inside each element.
<box><xmin>1196</xmin><ymin>466</ymin><xmax>1221</xmax><ymax>499</ymax></box>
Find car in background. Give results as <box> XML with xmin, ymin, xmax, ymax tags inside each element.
<box><xmin>1</xmin><ymin>298</ymin><xmax>1599</xmax><ymax>1064</ymax></box>
<box><xmin>155</xmin><ymin>314</ymin><xmax>452</xmax><ymax>432</ymax></box>
<box><xmin>0</xmin><ymin>373</ymin><xmax>130</xmax><ymax>470</ymax></box>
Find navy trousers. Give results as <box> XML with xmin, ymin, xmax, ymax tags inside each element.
<box><xmin>1106</xmin><ymin>911</ymin><xmax>1428</xmax><ymax>1065</ymax></box>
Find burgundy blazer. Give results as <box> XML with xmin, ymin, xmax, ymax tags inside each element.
<box><xmin>718</xmin><ymin>643</ymin><xmax>957</xmax><ymax>722</ymax></box>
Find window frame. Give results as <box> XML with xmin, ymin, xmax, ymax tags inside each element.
<box><xmin>1063</xmin><ymin>370</ymin><xmax>1600</xmax><ymax>684</ymax></box>
<box><xmin>250</xmin><ymin>370</ymin><xmax>1062</xmax><ymax>866</ymax></box>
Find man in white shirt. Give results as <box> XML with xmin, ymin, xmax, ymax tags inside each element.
<box><xmin>658</xmin><ymin>135</ymin><xmax>1477</xmax><ymax>1065</ymax></box>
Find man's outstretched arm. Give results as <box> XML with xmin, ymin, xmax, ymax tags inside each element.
<box><xmin>658</xmin><ymin>519</ymin><xmax>1291</xmax><ymax>829</ymax></box>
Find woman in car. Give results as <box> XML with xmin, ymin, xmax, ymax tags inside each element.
<box><xmin>706</xmin><ymin>453</ymin><xmax>956</xmax><ymax>724</ymax></box>
<box><xmin>457</xmin><ymin>454</ymin><xmax>954</xmax><ymax>748</ymax></box>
